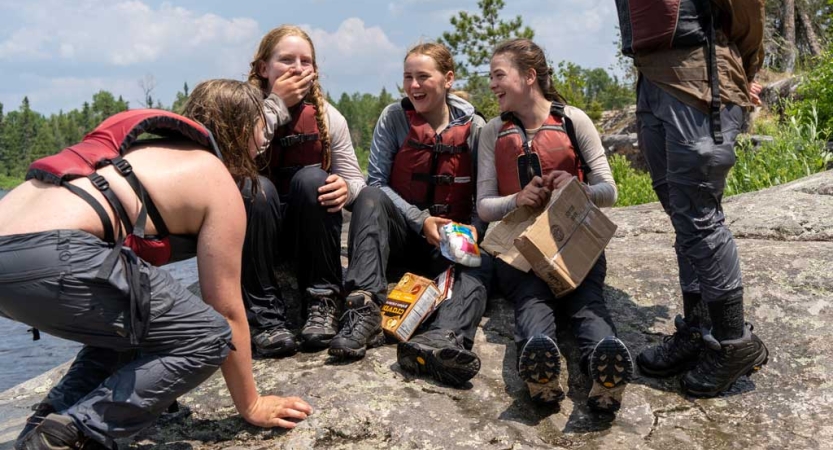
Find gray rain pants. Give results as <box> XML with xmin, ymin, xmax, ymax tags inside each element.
<box><xmin>636</xmin><ymin>77</ymin><xmax>744</xmax><ymax>303</ymax></box>
<box><xmin>0</xmin><ymin>230</ymin><xmax>232</xmax><ymax>448</ymax></box>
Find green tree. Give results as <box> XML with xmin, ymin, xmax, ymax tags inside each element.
<box><xmin>171</xmin><ymin>82</ymin><xmax>190</xmax><ymax>114</ymax></box>
<box><xmin>439</xmin><ymin>0</ymin><xmax>534</xmax><ymax>118</ymax></box>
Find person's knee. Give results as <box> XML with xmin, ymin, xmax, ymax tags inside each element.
<box><xmin>290</xmin><ymin>166</ymin><xmax>328</xmax><ymax>204</ymax></box>
<box><xmin>246</xmin><ymin>176</ymin><xmax>281</xmax><ymax>215</ymax></box>
<box><xmin>188</xmin><ymin>312</ymin><xmax>233</xmax><ymax>368</ymax></box>
<box><xmin>353</xmin><ymin>186</ymin><xmax>386</xmax><ymax>213</ymax></box>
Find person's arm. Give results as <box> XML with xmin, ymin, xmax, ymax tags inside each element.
<box><xmin>196</xmin><ymin>165</ymin><xmax>312</xmax><ymax>428</ymax></box>
<box><xmin>476</xmin><ymin>118</ymin><xmax>519</xmax><ymax>222</ymax></box>
<box><xmin>367</xmin><ymin>103</ymin><xmax>431</xmax><ymax>234</ymax></box>
<box><xmin>467</xmin><ymin>115</ymin><xmax>488</xmax><ymax>241</ymax></box>
<box><xmin>325</xmin><ymin>105</ymin><xmax>366</xmax><ymax>207</ymax></box>
<box><xmin>262</xmin><ymin>94</ymin><xmax>292</xmax><ymax>143</ymax></box>
<box><xmin>566</xmin><ymin>106</ymin><xmax>617</xmax><ymax>207</ymax></box>
<box><xmin>714</xmin><ymin>0</ymin><xmax>766</xmax><ymax>81</ymax></box>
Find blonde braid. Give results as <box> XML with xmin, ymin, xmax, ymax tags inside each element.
<box><xmin>308</xmin><ymin>81</ymin><xmax>331</xmax><ymax>171</ymax></box>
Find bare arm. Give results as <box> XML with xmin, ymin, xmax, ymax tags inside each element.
<box><xmin>196</xmin><ymin>165</ymin><xmax>312</xmax><ymax>428</ymax></box>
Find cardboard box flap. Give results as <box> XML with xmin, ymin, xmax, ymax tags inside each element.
<box><xmin>481</xmin><ymin>204</ymin><xmax>544</xmax><ymax>273</ymax></box>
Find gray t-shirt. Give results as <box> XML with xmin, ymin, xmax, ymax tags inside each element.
<box><xmin>476</xmin><ymin>105</ymin><xmax>617</xmax><ymax>222</ymax></box>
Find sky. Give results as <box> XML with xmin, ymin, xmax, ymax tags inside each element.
<box><xmin>0</xmin><ymin>0</ymin><xmax>622</xmax><ymax>116</ymax></box>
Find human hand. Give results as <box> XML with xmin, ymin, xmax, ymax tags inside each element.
<box><xmin>749</xmin><ymin>81</ymin><xmax>762</xmax><ymax>106</ymax></box>
<box><xmin>272</xmin><ymin>68</ymin><xmax>316</xmax><ymax>107</ymax></box>
<box><xmin>423</xmin><ymin>216</ymin><xmax>452</xmax><ymax>247</ymax></box>
<box><xmin>515</xmin><ymin>176</ymin><xmax>551</xmax><ymax>208</ymax></box>
<box><xmin>543</xmin><ymin>170</ymin><xmax>575</xmax><ymax>191</ymax></box>
<box><xmin>242</xmin><ymin>395</ymin><xmax>313</xmax><ymax>429</ymax></box>
<box><xmin>318</xmin><ymin>174</ymin><xmax>348</xmax><ymax>212</ymax></box>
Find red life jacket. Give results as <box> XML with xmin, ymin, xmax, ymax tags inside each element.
<box><xmin>27</xmin><ymin>109</ymin><xmax>220</xmax><ymax>266</ymax></box>
<box><xmin>262</xmin><ymin>102</ymin><xmax>327</xmax><ymax>194</ymax></box>
<box><xmin>495</xmin><ymin>102</ymin><xmax>588</xmax><ymax>196</ymax></box>
<box><xmin>388</xmin><ymin>99</ymin><xmax>474</xmax><ymax>223</ymax></box>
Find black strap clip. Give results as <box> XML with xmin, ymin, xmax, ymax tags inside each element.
<box><xmin>429</xmin><ymin>204</ymin><xmax>450</xmax><ymax>215</ymax></box>
<box><xmin>88</xmin><ymin>173</ymin><xmax>109</xmax><ymax>191</ymax></box>
<box><xmin>112</xmin><ymin>157</ymin><xmax>133</xmax><ymax>176</ymax></box>
<box><xmin>433</xmin><ymin>174</ymin><xmax>454</xmax><ymax>185</ymax></box>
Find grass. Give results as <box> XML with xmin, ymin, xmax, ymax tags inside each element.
<box><xmin>611</xmin><ymin>106</ymin><xmax>832</xmax><ymax>207</ymax></box>
<box><xmin>0</xmin><ymin>174</ymin><xmax>24</xmax><ymax>191</ymax></box>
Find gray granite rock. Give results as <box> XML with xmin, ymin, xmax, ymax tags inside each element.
<box><xmin>2</xmin><ymin>171</ymin><xmax>832</xmax><ymax>450</ymax></box>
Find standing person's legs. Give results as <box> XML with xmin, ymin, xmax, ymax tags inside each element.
<box><xmin>332</xmin><ymin>187</ymin><xmax>409</xmax><ymax>359</ymax></box>
<box><xmin>495</xmin><ymin>260</ymin><xmax>563</xmax><ymax>404</ymax></box>
<box><xmin>635</xmin><ymin>79</ymin><xmax>712</xmax><ymax>376</ymax></box>
<box><xmin>1</xmin><ymin>231</ymin><xmax>231</xmax><ymax>449</ymax></box>
<box><xmin>240</xmin><ymin>176</ymin><xmax>297</xmax><ymax>357</ymax></box>
<box><xmin>284</xmin><ymin>166</ymin><xmax>345</xmax><ymax>348</ymax></box>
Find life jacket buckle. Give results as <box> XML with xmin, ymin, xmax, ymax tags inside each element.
<box><xmin>433</xmin><ymin>174</ymin><xmax>454</xmax><ymax>185</ymax></box>
<box><xmin>112</xmin><ymin>158</ymin><xmax>133</xmax><ymax>176</ymax></box>
<box><xmin>88</xmin><ymin>173</ymin><xmax>110</xmax><ymax>191</ymax></box>
<box><xmin>429</xmin><ymin>204</ymin><xmax>450</xmax><ymax>215</ymax></box>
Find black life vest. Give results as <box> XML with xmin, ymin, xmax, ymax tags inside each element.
<box><xmin>388</xmin><ymin>98</ymin><xmax>474</xmax><ymax>223</ymax></box>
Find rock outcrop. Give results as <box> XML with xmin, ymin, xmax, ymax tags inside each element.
<box><xmin>1</xmin><ymin>171</ymin><xmax>831</xmax><ymax>450</ymax></box>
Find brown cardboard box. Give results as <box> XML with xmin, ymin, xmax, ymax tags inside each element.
<box><xmin>482</xmin><ymin>178</ymin><xmax>617</xmax><ymax>297</ymax></box>
<box><xmin>381</xmin><ymin>273</ymin><xmax>442</xmax><ymax>342</ymax></box>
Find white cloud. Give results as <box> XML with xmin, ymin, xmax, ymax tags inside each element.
<box><xmin>301</xmin><ymin>18</ymin><xmax>403</xmax><ymax>93</ymax></box>
<box><xmin>0</xmin><ymin>0</ymin><xmax>260</xmax><ymax>66</ymax></box>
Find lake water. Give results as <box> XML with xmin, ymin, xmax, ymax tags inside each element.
<box><xmin>0</xmin><ymin>189</ymin><xmax>198</xmax><ymax>392</ymax></box>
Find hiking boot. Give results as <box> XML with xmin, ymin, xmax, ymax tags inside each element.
<box><xmin>328</xmin><ymin>291</ymin><xmax>385</xmax><ymax>359</ymax></box>
<box><xmin>681</xmin><ymin>323</ymin><xmax>768</xmax><ymax>397</ymax></box>
<box><xmin>15</xmin><ymin>403</ymin><xmax>56</xmax><ymax>448</ymax></box>
<box><xmin>397</xmin><ymin>329</ymin><xmax>481</xmax><ymax>387</ymax></box>
<box><xmin>15</xmin><ymin>413</ymin><xmax>108</xmax><ymax>450</ymax></box>
<box><xmin>252</xmin><ymin>326</ymin><xmax>298</xmax><ymax>358</ymax></box>
<box><xmin>301</xmin><ymin>288</ymin><xmax>341</xmax><ymax>349</ymax></box>
<box><xmin>587</xmin><ymin>336</ymin><xmax>634</xmax><ymax>413</ymax></box>
<box><xmin>518</xmin><ymin>335</ymin><xmax>564</xmax><ymax>404</ymax></box>
<box><xmin>637</xmin><ymin>315</ymin><xmax>704</xmax><ymax>377</ymax></box>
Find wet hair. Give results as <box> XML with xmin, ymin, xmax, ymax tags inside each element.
<box><xmin>404</xmin><ymin>42</ymin><xmax>456</xmax><ymax>76</ymax></box>
<box><xmin>248</xmin><ymin>25</ymin><xmax>331</xmax><ymax>170</ymax></box>
<box><xmin>492</xmin><ymin>38</ymin><xmax>566</xmax><ymax>103</ymax></box>
<box><xmin>182</xmin><ymin>79</ymin><xmax>263</xmax><ymax>187</ymax></box>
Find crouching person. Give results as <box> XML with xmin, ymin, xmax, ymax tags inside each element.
<box><xmin>0</xmin><ymin>79</ymin><xmax>312</xmax><ymax>450</ymax></box>
<box><xmin>479</xmin><ymin>39</ymin><xmax>633</xmax><ymax>413</ymax></box>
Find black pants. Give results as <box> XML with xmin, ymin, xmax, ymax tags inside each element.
<box><xmin>495</xmin><ymin>253</ymin><xmax>614</xmax><ymax>368</ymax></box>
<box><xmin>344</xmin><ymin>187</ymin><xmax>492</xmax><ymax>350</ymax></box>
<box><xmin>240</xmin><ymin>167</ymin><xmax>343</xmax><ymax>331</ymax></box>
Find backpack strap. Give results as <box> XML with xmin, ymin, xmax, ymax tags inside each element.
<box><xmin>704</xmin><ymin>0</ymin><xmax>723</xmax><ymax>144</ymax></box>
<box><xmin>550</xmin><ymin>102</ymin><xmax>591</xmax><ymax>178</ymax></box>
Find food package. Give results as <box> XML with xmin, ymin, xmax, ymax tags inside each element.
<box><xmin>439</xmin><ymin>222</ymin><xmax>482</xmax><ymax>267</ymax></box>
<box><xmin>381</xmin><ymin>273</ymin><xmax>442</xmax><ymax>342</ymax></box>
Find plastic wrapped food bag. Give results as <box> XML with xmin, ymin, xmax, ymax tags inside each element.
<box><xmin>439</xmin><ymin>222</ymin><xmax>482</xmax><ymax>267</ymax></box>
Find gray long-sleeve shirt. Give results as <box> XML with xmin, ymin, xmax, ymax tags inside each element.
<box><xmin>263</xmin><ymin>94</ymin><xmax>366</xmax><ymax>206</ymax></box>
<box><xmin>366</xmin><ymin>94</ymin><xmax>487</xmax><ymax>236</ymax></box>
<box><xmin>477</xmin><ymin>105</ymin><xmax>617</xmax><ymax>222</ymax></box>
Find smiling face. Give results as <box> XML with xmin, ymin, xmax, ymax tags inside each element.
<box><xmin>258</xmin><ymin>35</ymin><xmax>315</xmax><ymax>93</ymax></box>
<box><xmin>403</xmin><ymin>53</ymin><xmax>453</xmax><ymax>116</ymax></box>
<box><xmin>489</xmin><ymin>53</ymin><xmax>531</xmax><ymax>113</ymax></box>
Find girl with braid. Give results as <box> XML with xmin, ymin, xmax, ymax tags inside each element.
<box><xmin>242</xmin><ymin>25</ymin><xmax>365</xmax><ymax>358</ymax></box>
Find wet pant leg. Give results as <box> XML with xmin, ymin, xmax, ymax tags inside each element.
<box><xmin>344</xmin><ymin>186</ymin><xmax>410</xmax><ymax>306</ymax></box>
<box><xmin>0</xmin><ymin>231</ymin><xmax>232</xmax><ymax>447</ymax></box>
<box><xmin>284</xmin><ymin>166</ymin><xmax>344</xmax><ymax>296</ymax></box>
<box><xmin>637</xmin><ymin>77</ymin><xmax>745</xmax><ymax>303</ymax></box>
<box><xmin>240</xmin><ymin>176</ymin><xmax>286</xmax><ymax>331</ymax></box>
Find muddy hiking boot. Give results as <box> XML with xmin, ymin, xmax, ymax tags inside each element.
<box><xmin>252</xmin><ymin>326</ymin><xmax>298</xmax><ymax>358</ymax></box>
<box><xmin>681</xmin><ymin>323</ymin><xmax>768</xmax><ymax>397</ymax></box>
<box><xmin>16</xmin><ymin>413</ymin><xmax>109</xmax><ymax>450</ymax></box>
<box><xmin>587</xmin><ymin>336</ymin><xmax>634</xmax><ymax>413</ymax></box>
<box><xmin>637</xmin><ymin>315</ymin><xmax>705</xmax><ymax>377</ymax></box>
<box><xmin>518</xmin><ymin>335</ymin><xmax>564</xmax><ymax>404</ymax></box>
<box><xmin>328</xmin><ymin>291</ymin><xmax>384</xmax><ymax>359</ymax></box>
<box><xmin>301</xmin><ymin>288</ymin><xmax>341</xmax><ymax>349</ymax></box>
<box><xmin>397</xmin><ymin>329</ymin><xmax>481</xmax><ymax>387</ymax></box>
